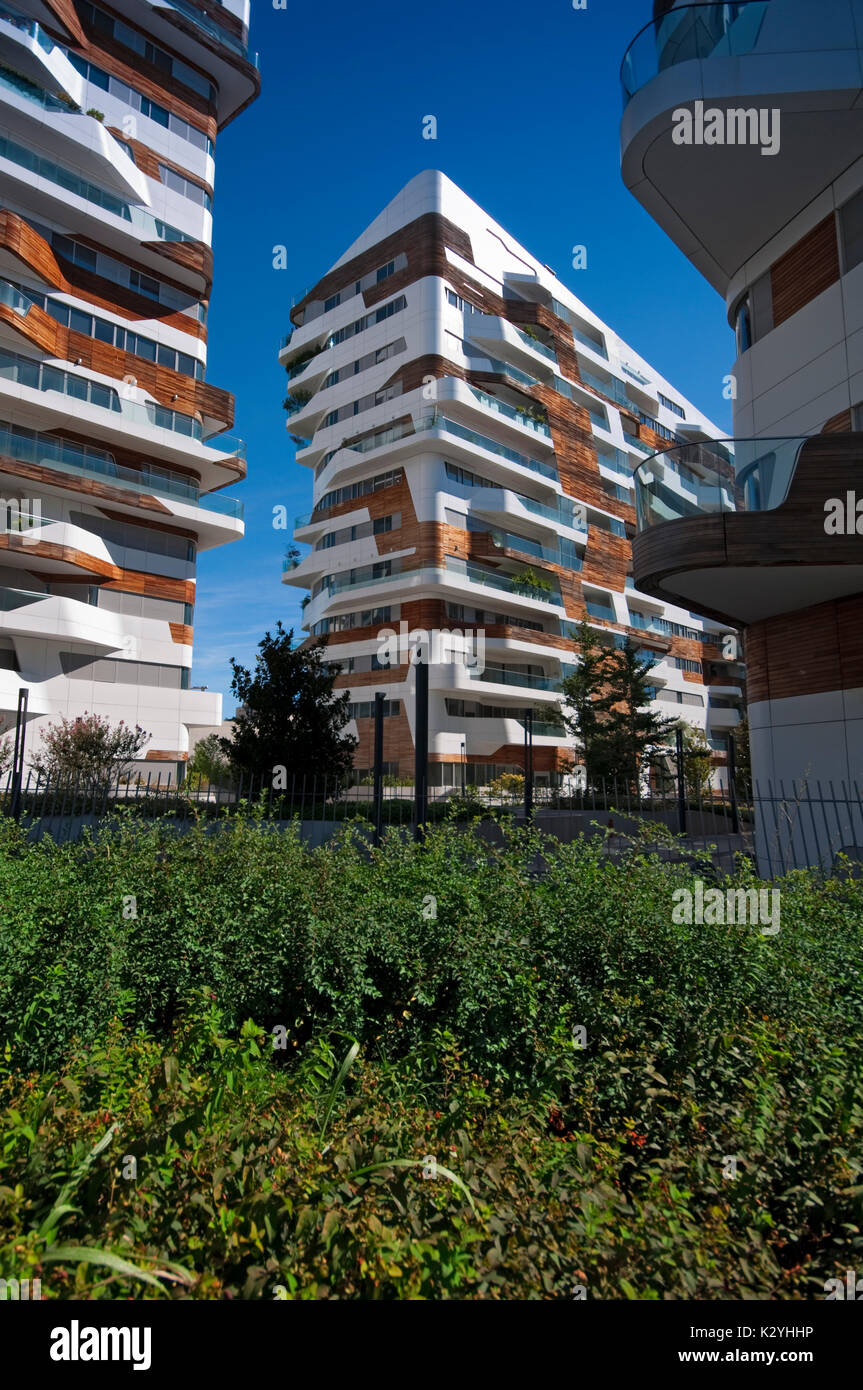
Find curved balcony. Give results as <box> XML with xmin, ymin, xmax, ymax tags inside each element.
<box><xmin>0</xmin><ymin>419</ymin><xmax>243</xmax><ymax>518</ymax></box>
<box><xmin>620</xmin><ymin>2</ymin><xmax>770</xmax><ymax>104</ymax></box>
<box><xmin>619</xmin><ymin>0</ymin><xmax>863</xmax><ymax>292</ymax></box>
<box><xmin>0</xmin><ymin>585</ymin><xmax>125</xmax><ymax>648</ymax></box>
<box><xmin>632</xmin><ymin>432</ymin><xmax>863</xmax><ymax>624</ymax></box>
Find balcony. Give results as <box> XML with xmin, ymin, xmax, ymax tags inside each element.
<box><xmin>632</xmin><ymin>433</ymin><xmax>863</xmax><ymax>624</ymax></box>
<box><xmin>312</xmin><ymin>412</ymin><xmax>560</xmax><ymax>493</ymax></box>
<box><xmin>620</xmin><ymin>0</ymin><xmax>863</xmax><ymax>292</ymax></box>
<box><xmin>0</xmin><ymin>585</ymin><xmax>125</xmax><ymax>648</ymax></box>
<box><xmin>0</xmin><ymin>420</ymin><xmax>243</xmax><ymax>518</ymax></box>
<box><xmin>620</xmin><ymin>2</ymin><xmax>770</xmax><ymax>104</ymax></box>
<box><xmin>468</xmin><ymin>665</ymin><xmax>562</xmax><ymax>693</ymax></box>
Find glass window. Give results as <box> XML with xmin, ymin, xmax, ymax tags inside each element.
<box><xmin>69</xmin><ymin>307</ymin><xmax>92</xmax><ymax>336</ymax></box>
<box><xmin>735</xmin><ymin>299</ymin><xmax>751</xmax><ymax>354</ymax></box>
<box><xmin>93</xmin><ymin>318</ymin><xmax>114</xmax><ymax>344</ymax></box>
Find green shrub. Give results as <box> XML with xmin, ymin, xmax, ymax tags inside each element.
<box><xmin>0</xmin><ymin>813</ymin><xmax>861</xmax><ymax>1298</ymax></box>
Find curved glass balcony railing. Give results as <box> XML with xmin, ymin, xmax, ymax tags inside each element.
<box><xmin>0</xmin><ymin>61</ymin><xmax>75</xmax><ymax>112</ymax></box>
<box><xmin>159</xmin><ymin>0</ymin><xmax>259</xmax><ymax>66</ymax></box>
<box><xmin>0</xmin><ymin>134</ymin><xmax>196</xmax><ymax>244</ymax></box>
<box><xmin>634</xmin><ymin>437</ymin><xmax>805</xmax><ymax>531</ymax></box>
<box><xmin>468</xmin><ymin>665</ymin><xmax>562</xmax><ymax>692</ymax></box>
<box><xmin>621</xmin><ymin>2</ymin><xmax>770</xmax><ymax>105</ymax></box>
<box><xmin>0</xmin><ymin>421</ymin><xmax>243</xmax><ymax>517</ymax></box>
<box><xmin>0</xmin><ymin>277</ymin><xmax>34</xmax><ymax>317</ymax></box>
<box><xmin>0</xmin><ymin>1</ymin><xmax>54</xmax><ymax>51</ymax></box>
<box><xmin>315</xmin><ymin>413</ymin><xmax>559</xmax><ymax>483</ymax></box>
<box><xmin>488</xmin><ymin>528</ymin><xmax>583</xmax><ymax>571</ymax></box>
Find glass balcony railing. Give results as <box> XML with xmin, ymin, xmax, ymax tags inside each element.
<box><xmin>0</xmin><ymin>585</ymin><xmax>54</xmax><ymax>612</ymax></box>
<box><xmin>0</xmin><ymin>61</ymin><xmax>74</xmax><ymax>112</ymax></box>
<box><xmin>517</xmin><ymin>493</ymin><xmax>588</xmax><ymax>532</ymax></box>
<box><xmin>481</xmin><ymin>357</ymin><xmax>540</xmax><ymax>389</ymax></box>
<box><xmin>317</xmin><ymin>413</ymin><xmax>559</xmax><ymax>483</ymax></box>
<box><xmin>514</xmin><ymin>327</ymin><xmax>557</xmax><ymax>364</ymax></box>
<box><xmin>572</xmin><ymin>327</ymin><xmax>608</xmax><ymax>359</ymax></box>
<box><xmin>0</xmin><ymin>421</ymin><xmax>243</xmax><ymax>517</ymax></box>
<box><xmin>0</xmin><ymin>1</ymin><xmax>54</xmax><ymax>51</ymax></box>
<box><xmin>446</xmin><ymin>557</ymin><xmax>562</xmax><ymax>605</ymax></box>
<box><xmin>0</xmin><ymin>133</ymin><xmax>195</xmax><ymax>244</ymax></box>
<box><xmin>621</xmin><ymin>2</ymin><xmax>770</xmax><ymax>105</ymax></box>
<box><xmin>469</xmin><ymin>666</ymin><xmax>562</xmax><ymax>692</ymax></box>
<box><xmin>468</xmin><ymin>385</ymin><xmax>552</xmax><ymax>439</ymax></box>
<box><xmin>0</xmin><ymin>347</ymin><xmax>204</xmax><ymax>438</ymax></box>
<box><xmin>160</xmin><ymin>0</ymin><xmax>258</xmax><ymax>66</ymax></box>
<box><xmin>488</xmin><ymin>528</ymin><xmax>583</xmax><ymax>571</ymax></box>
<box><xmin>634</xmin><ymin>438</ymin><xmax>804</xmax><ymax>531</ymax></box>
<box><xmin>0</xmin><ymin>277</ymin><xmax>33</xmax><ymax>317</ymax></box>
<box><xmin>518</xmin><ymin>716</ymin><xmax>567</xmax><ymax>738</ymax></box>
<box><xmin>580</xmin><ymin>367</ymin><xmax>631</xmax><ymax>408</ymax></box>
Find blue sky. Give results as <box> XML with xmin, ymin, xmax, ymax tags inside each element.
<box><xmin>195</xmin><ymin>0</ymin><xmax>734</xmax><ymax>713</ymax></box>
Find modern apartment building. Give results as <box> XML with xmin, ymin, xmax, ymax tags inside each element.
<box><xmin>621</xmin><ymin>0</ymin><xmax>863</xmax><ymax>859</ymax></box>
<box><xmin>280</xmin><ymin>171</ymin><xmax>740</xmax><ymax>788</ymax></box>
<box><xmin>0</xmin><ymin>0</ymin><xmax>258</xmax><ymax>779</ymax></box>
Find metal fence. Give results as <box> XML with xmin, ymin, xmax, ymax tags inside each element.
<box><xmin>0</xmin><ymin>767</ymin><xmax>861</xmax><ymax>877</ymax></box>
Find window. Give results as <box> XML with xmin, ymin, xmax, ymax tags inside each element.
<box><xmin>60</xmin><ymin>651</ymin><xmax>187</xmax><ymax>687</ymax></box>
<box><xmin>76</xmin><ymin>3</ymin><xmax>216</xmax><ymax>102</ymax></box>
<box><xmin>349</xmin><ymin>699</ymin><xmax>400</xmax><ymax>719</ymax></box>
<box><xmin>735</xmin><ymin>298</ymin><xmax>751</xmax><ymax>355</ymax></box>
<box><xmin>658</xmin><ymin>393</ymin><xmax>685</xmax><ymax>418</ymax></box>
<box><xmin>840</xmin><ymin>188</ymin><xmax>863</xmax><ymax>274</ymax></box>
<box><xmin>675</xmin><ymin>657</ymin><xmax>703</xmax><ymax>675</ymax></box>
<box><xmin>130</xmin><ymin>269</ymin><xmax>161</xmax><ymax>301</ymax></box>
<box><xmin>377</xmin><ymin>261</ymin><xmax>395</xmax><ymax>283</ymax></box>
<box><xmin>158</xmin><ymin>164</ymin><xmax>212</xmax><ymax>212</ymax></box>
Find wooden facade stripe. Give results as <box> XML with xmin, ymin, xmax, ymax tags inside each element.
<box><xmin>771</xmin><ymin>215</ymin><xmax>840</xmax><ymax>328</ymax></box>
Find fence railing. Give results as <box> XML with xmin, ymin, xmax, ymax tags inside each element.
<box><xmin>1</xmin><ymin>769</ymin><xmax>861</xmax><ymax>877</ymax></box>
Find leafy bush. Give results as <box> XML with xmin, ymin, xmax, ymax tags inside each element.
<box><xmin>0</xmin><ymin>814</ymin><xmax>861</xmax><ymax>1298</ymax></box>
<box><xmin>30</xmin><ymin>713</ymin><xmax>149</xmax><ymax>785</ymax></box>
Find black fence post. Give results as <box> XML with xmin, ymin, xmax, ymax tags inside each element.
<box><xmin>728</xmin><ymin>732</ymin><xmax>740</xmax><ymax>835</ymax></box>
<box><xmin>372</xmin><ymin>691</ymin><xmax>384</xmax><ymax>847</ymax></box>
<box><xmin>413</xmin><ymin>652</ymin><xmax>428</xmax><ymax>842</ymax></box>
<box><xmin>523</xmin><ymin>709</ymin><xmax>533</xmax><ymax>820</ymax></box>
<box><xmin>675</xmin><ymin>725</ymin><xmax>686</xmax><ymax>835</ymax></box>
<box><xmin>9</xmin><ymin>686</ymin><xmax>28</xmax><ymax>822</ymax></box>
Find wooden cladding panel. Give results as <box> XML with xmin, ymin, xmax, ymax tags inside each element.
<box><xmin>64</xmin><ymin>329</ymin><xmax>232</xmax><ymax>428</ymax></box>
<box><xmin>746</xmin><ymin>593</ymin><xmax>863</xmax><ymax>703</ymax></box>
<box><xmin>0</xmin><ymin>453</ymin><xmax>178</xmax><ymax>514</ymax></box>
<box><xmin>141</xmin><ymin>239</ymin><xmax>213</xmax><ymax>298</ymax></box>
<box><xmin>73</xmin><ymin>8</ymin><xmax>217</xmax><ymax>131</ymax></box>
<box><xmin>771</xmin><ymin>215</ymin><xmax>840</xmax><ymax>328</ymax></box>
<box><xmin>292</xmin><ymin>214</ymin><xmax>475</xmax><ymax>326</ymax></box>
<box><xmin>107</xmin><ymin>129</ymin><xmax>214</xmax><ymax>198</ymax></box>
<box><xmin>822</xmin><ymin>408</ymin><xmax>852</xmax><ymax>434</ymax></box>
<box><xmin>0</xmin><ymin>210</ymin><xmax>206</xmax><ymax>342</ymax></box>
<box><xmin>169</xmin><ymin>622</ymin><xmax>193</xmax><ymax>645</ymax></box>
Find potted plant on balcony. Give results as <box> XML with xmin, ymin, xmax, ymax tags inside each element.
<box><xmin>510</xmin><ymin>566</ymin><xmax>553</xmax><ymax>597</ymax></box>
<box><xmin>283</xmin><ymin>387</ymin><xmax>313</xmax><ymax>415</ymax></box>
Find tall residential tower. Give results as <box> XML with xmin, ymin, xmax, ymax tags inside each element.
<box><xmin>0</xmin><ymin>0</ymin><xmax>258</xmax><ymax>777</ymax></box>
<box><xmin>281</xmin><ymin>172</ymin><xmax>739</xmax><ymax>788</ymax></box>
<box><xmin>621</xmin><ymin>0</ymin><xmax>863</xmax><ymax>860</ymax></box>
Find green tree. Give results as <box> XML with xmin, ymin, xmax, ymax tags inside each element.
<box><xmin>598</xmin><ymin>639</ymin><xmax>677</xmax><ymax>790</ymax></box>
<box><xmin>560</xmin><ymin>619</ymin><xmax>616</xmax><ymax>784</ymax></box>
<box><xmin>561</xmin><ymin>627</ymin><xmax>676</xmax><ymax>789</ymax></box>
<box><xmin>30</xmin><ymin>713</ymin><xmax>149</xmax><ymax>784</ymax></box>
<box><xmin>220</xmin><ymin>622</ymin><xmax>357</xmax><ymax>780</ymax></box>
<box><xmin>186</xmin><ymin>733</ymin><xmax>232</xmax><ymax>788</ymax></box>
<box><xmin>671</xmin><ymin>720</ymin><xmax>714</xmax><ymax>797</ymax></box>
<box><xmin>731</xmin><ymin>712</ymin><xmax>751</xmax><ymax>795</ymax></box>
